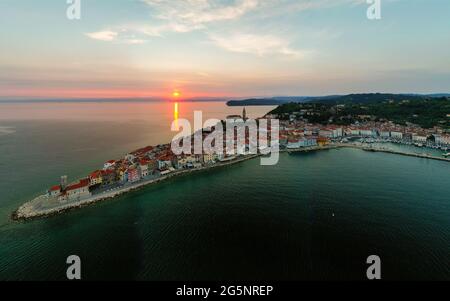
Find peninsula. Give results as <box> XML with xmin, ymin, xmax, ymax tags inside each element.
<box><xmin>13</xmin><ymin>98</ymin><xmax>450</xmax><ymax>221</ymax></box>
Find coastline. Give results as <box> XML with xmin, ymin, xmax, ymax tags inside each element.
<box><xmin>12</xmin><ymin>154</ymin><xmax>260</xmax><ymax>221</ymax></box>
<box><xmin>12</xmin><ymin>144</ymin><xmax>450</xmax><ymax>221</ymax></box>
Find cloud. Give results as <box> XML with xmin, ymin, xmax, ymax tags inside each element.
<box><xmin>141</xmin><ymin>0</ymin><xmax>259</xmax><ymax>33</ymax></box>
<box><xmin>85</xmin><ymin>31</ymin><xmax>118</xmax><ymax>41</ymax></box>
<box><xmin>85</xmin><ymin>30</ymin><xmax>147</xmax><ymax>45</ymax></box>
<box><xmin>123</xmin><ymin>39</ymin><xmax>146</xmax><ymax>45</ymax></box>
<box><xmin>209</xmin><ymin>33</ymin><xmax>303</xmax><ymax>58</ymax></box>
<box><xmin>85</xmin><ymin>0</ymin><xmax>364</xmax><ymax>55</ymax></box>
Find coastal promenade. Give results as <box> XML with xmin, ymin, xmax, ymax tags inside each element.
<box><xmin>13</xmin><ymin>154</ymin><xmax>259</xmax><ymax>221</ymax></box>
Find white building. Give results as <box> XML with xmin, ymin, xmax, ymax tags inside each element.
<box><xmin>360</xmin><ymin>129</ymin><xmax>374</xmax><ymax>137</ymax></box>
<box><xmin>435</xmin><ymin>134</ymin><xmax>450</xmax><ymax>146</ymax></box>
<box><xmin>139</xmin><ymin>163</ymin><xmax>149</xmax><ymax>178</ymax></box>
<box><xmin>391</xmin><ymin>131</ymin><xmax>403</xmax><ymax>139</ymax></box>
<box><xmin>287</xmin><ymin>139</ymin><xmax>300</xmax><ymax>149</ymax></box>
<box><xmin>350</xmin><ymin>129</ymin><xmax>360</xmax><ymax>136</ymax></box>
<box><xmin>380</xmin><ymin>131</ymin><xmax>390</xmax><ymax>138</ymax></box>
<box><xmin>331</xmin><ymin>128</ymin><xmax>343</xmax><ymax>138</ymax></box>
<box><xmin>412</xmin><ymin>134</ymin><xmax>427</xmax><ymax>143</ymax></box>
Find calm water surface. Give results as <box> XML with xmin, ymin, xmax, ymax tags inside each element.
<box><xmin>0</xmin><ymin>101</ymin><xmax>449</xmax><ymax>280</ymax></box>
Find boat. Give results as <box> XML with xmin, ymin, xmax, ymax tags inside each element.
<box><xmin>443</xmin><ymin>153</ymin><xmax>450</xmax><ymax>157</ymax></box>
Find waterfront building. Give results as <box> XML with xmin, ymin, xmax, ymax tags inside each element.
<box><xmin>101</xmin><ymin>169</ymin><xmax>116</xmax><ymax>185</ymax></box>
<box><xmin>89</xmin><ymin>170</ymin><xmax>103</xmax><ymax>187</ymax></box>
<box><xmin>103</xmin><ymin>160</ymin><xmax>116</xmax><ymax>170</ymax></box>
<box><xmin>319</xmin><ymin>129</ymin><xmax>333</xmax><ymax>138</ymax></box>
<box><xmin>287</xmin><ymin>136</ymin><xmax>317</xmax><ymax>148</ymax></box>
<box><xmin>147</xmin><ymin>159</ymin><xmax>157</xmax><ymax>172</ymax></box>
<box><xmin>139</xmin><ymin>159</ymin><xmax>150</xmax><ymax>177</ymax></box>
<box><xmin>203</xmin><ymin>153</ymin><xmax>214</xmax><ymax>164</ymax></box>
<box><xmin>287</xmin><ymin>138</ymin><xmax>300</xmax><ymax>149</ymax></box>
<box><xmin>48</xmin><ymin>185</ymin><xmax>61</xmax><ymax>197</ymax></box>
<box><xmin>330</xmin><ymin>127</ymin><xmax>343</xmax><ymax>138</ymax></box>
<box><xmin>127</xmin><ymin>167</ymin><xmax>140</xmax><ymax>183</ymax></box>
<box><xmin>380</xmin><ymin>131</ymin><xmax>390</xmax><ymax>138</ymax></box>
<box><xmin>176</xmin><ymin>155</ymin><xmax>188</xmax><ymax>169</ymax></box>
<box><xmin>66</xmin><ymin>178</ymin><xmax>91</xmax><ymax>201</ymax></box>
<box><xmin>412</xmin><ymin>134</ymin><xmax>427</xmax><ymax>143</ymax></box>
<box><xmin>435</xmin><ymin>134</ymin><xmax>450</xmax><ymax>146</ymax></box>
<box><xmin>350</xmin><ymin>128</ymin><xmax>361</xmax><ymax>136</ymax></box>
<box><xmin>403</xmin><ymin>132</ymin><xmax>413</xmax><ymax>141</ymax></box>
<box><xmin>157</xmin><ymin>155</ymin><xmax>174</xmax><ymax>170</ymax></box>
<box><xmin>118</xmin><ymin>167</ymin><xmax>128</xmax><ymax>183</ymax></box>
<box><xmin>317</xmin><ymin>137</ymin><xmax>329</xmax><ymax>147</ymax></box>
<box><xmin>305</xmin><ymin>136</ymin><xmax>318</xmax><ymax>147</ymax></box>
<box><xmin>391</xmin><ymin>131</ymin><xmax>403</xmax><ymax>140</ymax></box>
<box><xmin>360</xmin><ymin>128</ymin><xmax>374</xmax><ymax>137</ymax></box>
<box><xmin>304</xmin><ymin>129</ymin><xmax>313</xmax><ymax>136</ymax></box>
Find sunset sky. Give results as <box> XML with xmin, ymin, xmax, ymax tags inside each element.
<box><xmin>0</xmin><ymin>0</ymin><xmax>449</xmax><ymax>99</ymax></box>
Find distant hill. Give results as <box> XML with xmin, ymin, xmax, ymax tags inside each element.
<box><xmin>268</xmin><ymin>93</ymin><xmax>450</xmax><ymax>129</ymax></box>
<box><xmin>226</xmin><ymin>97</ymin><xmax>313</xmax><ymax>106</ymax></box>
<box><xmin>308</xmin><ymin>93</ymin><xmax>435</xmax><ymax>105</ymax></box>
<box><xmin>227</xmin><ymin>93</ymin><xmax>450</xmax><ymax>106</ymax></box>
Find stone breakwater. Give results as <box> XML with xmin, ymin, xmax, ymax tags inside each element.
<box><xmin>288</xmin><ymin>144</ymin><xmax>450</xmax><ymax>163</ymax></box>
<box><xmin>338</xmin><ymin>144</ymin><xmax>450</xmax><ymax>163</ymax></box>
<box><xmin>12</xmin><ymin>155</ymin><xmax>259</xmax><ymax>221</ymax></box>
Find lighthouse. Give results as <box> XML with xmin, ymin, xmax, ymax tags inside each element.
<box><xmin>242</xmin><ymin>107</ymin><xmax>247</xmax><ymax>121</ymax></box>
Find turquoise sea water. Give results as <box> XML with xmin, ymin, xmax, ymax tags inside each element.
<box><xmin>0</xmin><ymin>102</ymin><xmax>449</xmax><ymax>280</ymax></box>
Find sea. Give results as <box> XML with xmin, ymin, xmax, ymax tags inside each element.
<box><xmin>0</xmin><ymin>100</ymin><xmax>449</xmax><ymax>280</ymax></box>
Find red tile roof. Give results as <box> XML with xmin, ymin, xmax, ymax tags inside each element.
<box><xmin>66</xmin><ymin>179</ymin><xmax>89</xmax><ymax>191</ymax></box>
<box><xmin>101</xmin><ymin>169</ymin><xmax>115</xmax><ymax>176</ymax></box>
<box><xmin>89</xmin><ymin>170</ymin><xmax>102</xmax><ymax>178</ymax></box>
<box><xmin>49</xmin><ymin>185</ymin><xmax>61</xmax><ymax>192</ymax></box>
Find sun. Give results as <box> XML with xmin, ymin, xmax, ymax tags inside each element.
<box><xmin>172</xmin><ymin>90</ymin><xmax>181</xmax><ymax>98</ymax></box>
